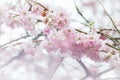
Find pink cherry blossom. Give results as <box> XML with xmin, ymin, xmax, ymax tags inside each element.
<box><xmin>43</xmin><ymin>27</ymin><xmax>50</xmax><ymax>35</ymax></box>
<box><xmin>31</xmin><ymin>2</ymin><xmax>49</xmax><ymax>16</ymax></box>
<box><xmin>1</xmin><ymin>0</ymin><xmax>120</xmax><ymax>80</ymax></box>
<box><xmin>99</xmin><ymin>34</ymin><xmax>106</xmax><ymax>40</ymax></box>
<box><xmin>42</xmin><ymin>28</ymin><xmax>102</xmax><ymax>61</ymax></box>
<box><xmin>43</xmin><ymin>7</ymin><xmax>70</xmax><ymax>29</ymax></box>
<box><xmin>3</xmin><ymin>3</ymin><xmax>43</xmax><ymax>36</ymax></box>
<box><xmin>22</xmin><ymin>40</ymin><xmax>36</xmax><ymax>56</ymax></box>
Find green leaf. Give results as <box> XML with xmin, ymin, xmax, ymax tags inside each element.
<box><xmin>88</xmin><ymin>21</ymin><xmax>95</xmax><ymax>27</ymax></box>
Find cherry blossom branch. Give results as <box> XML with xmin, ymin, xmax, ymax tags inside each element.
<box><xmin>77</xmin><ymin>59</ymin><xmax>92</xmax><ymax>80</ymax></box>
<box><xmin>77</xmin><ymin>59</ymin><xmax>115</xmax><ymax>80</ymax></box>
<box><xmin>0</xmin><ymin>31</ymin><xmax>44</xmax><ymax>48</ymax></box>
<box><xmin>64</xmin><ymin>61</ymin><xmax>82</xmax><ymax>71</ymax></box>
<box><xmin>77</xmin><ymin>60</ymin><xmax>114</xmax><ymax>80</ymax></box>
<box><xmin>27</xmin><ymin>1</ymin><xmax>32</xmax><ymax>11</ymax></box>
<box><xmin>28</xmin><ymin>0</ymin><xmax>48</xmax><ymax>10</ymax></box>
<box><xmin>95</xmin><ymin>67</ymin><xmax>114</xmax><ymax>77</ymax></box>
<box><xmin>97</xmin><ymin>0</ymin><xmax>120</xmax><ymax>34</ymax></box>
<box><xmin>47</xmin><ymin>57</ymin><xmax>64</xmax><ymax>80</ymax></box>
<box><xmin>110</xmin><ymin>38</ymin><xmax>120</xmax><ymax>40</ymax></box>
<box><xmin>105</xmin><ymin>43</ymin><xmax>120</xmax><ymax>51</ymax></box>
<box><xmin>33</xmin><ymin>32</ymin><xmax>44</xmax><ymax>40</ymax></box>
<box><xmin>98</xmin><ymin>29</ymin><xmax>120</xmax><ymax>43</ymax></box>
<box><xmin>100</xmin><ymin>29</ymin><xmax>115</xmax><ymax>32</ymax></box>
<box><xmin>0</xmin><ymin>31</ymin><xmax>44</xmax><ymax>69</ymax></box>
<box><xmin>97</xmin><ymin>31</ymin><xmax>112</xmax><ymax>39</ymax></box>
<box><xmin>97</xmin><ymin>0</ymin><xmax>120</xmax><ymax>48</ymax></box>
<box><xmin>74</xmin><ymin>0</ymin><xmax>89</xmax><ymax>23</ymax></box>
<box><xmin>75</xmin><ymin>29</ymin><xmax>87</xmax><ymax>34</ymax></box>
<box><xmin>0</xmin><ymin>35</ymin><xmax>30</xmax><ymax>48</ymax></box>
<box><xmin>97</xmin><ymin>31</ymin><xmax>120</xmax><ymax>50</ymax></box>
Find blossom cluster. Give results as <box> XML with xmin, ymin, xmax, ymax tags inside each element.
<box><xmin>0</xmin><ymin>0</ymin><xmax>120</xmax><ymax>80</ymax></box>
<box><xmin>0</xmin><ymin>0</ymin><xmax>120</xmax><ymax>67</ymax></box>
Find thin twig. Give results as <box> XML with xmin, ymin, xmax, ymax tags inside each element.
<box><xmin>100</xmin><ymin>29</ymin><xmax>115</xmax><ymax>32</ymax></box>
<box><xmin>47</xmin><ymin>57</ymin><xmax>64</xmax><ymax>80</ymax></box>
<box><xmin>97</xmin><ymin>31</ymin><xmax>112</xmax><ymax>38</ymax></box>
<box><xmin>105</xmin><ymin>43</ymin><xmax>120</xmax><ymax>51</ymax></box>
<box><xmin>75</xmin><ymin>29</ymin><xmax>87</xmax><ymax>34</ymax></box>
<box><xmin>30</xmin><ymin>0</ymin><xmax>48</xmax><ymax>10</ymax></box>
<box><xmin>95</xmin><ymin>67</ymin><xmax>114</xmax><ymax>77</ymax></box>
<box><xmin>0</xmin><ymin>35</ymin><xmax>29</xmax><ymax>48</ymax></box>
<box><xmin>0</xmin><ymin>32</ymin><xmax>43</xmax><ymax>69</ymax></box>
<box><xmin>77</xmin><ymin>59</ymin><xmax>92</xmax><ymax>80</ymax></box>
<box><xmin>110</xmin><ymin>37</ymin><xmax>120</xmax><ymax>40</ymax></box>
<box><xmin>97</xmin><ymin>32</ymin><xmax>120</xmax><ymax>48</ymax></box>
<box><xmin>74</xmin><ymin>0</ymin><xmax>89</xmax><ymax>23</ymax></box>
<box><xmin>33</xmin><ymin>32</ymin><xmax>44</xmax><ymax>40</ymax></box>
<box><xmin>97</xmin><ymin>0</ymin><xmax>120</xmax><ymax>34</ymax></box>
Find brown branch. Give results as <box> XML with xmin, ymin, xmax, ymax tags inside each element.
<box><xmin>74</xmin><ymin>0</ymin><xmax>89</xmax><ymax>23</ymax></box>
<box><xmin>105</xmin><ymin>43</ymin><xmax>120</xmax><ymax>51</ymax></box>
<box><xmin>97</xmin><ymin>0</ymin><xmax>120</xmax><ymax>34</ymax></box>
<box><xmin>47</xmin><ymin>57</ymin><xmax>64</xmax><ymax>80</ymax></box>
<box><xmin>29</xmin><ymin>0</ymin><xmax>48</xmax><ymax>10</ymax></box>
<box><xmin>0</xmin><ymin>35</ymin><xmax>30</xmax><ymax>48</ymax></box>
<box><xmin>75</xmin><ymin>29</ymin><xmax>87</xmax><ymax>34</ymax></box>
<box><xmin>77</xmin><ymin>59</ymin><xmax>92</xmax><ymax>80</ymax></box>
<box><xmin>95</xmin><ymin>67</ymin><xmax>114</xmax><ymax>77</ymax></box>
<box><xmin>97</xmin><ymin>31</ymin><xmax>112</xmax><ymax>38</ymax></box>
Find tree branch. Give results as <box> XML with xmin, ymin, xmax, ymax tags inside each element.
<box><xmin>97</xmin><ymin>0</ymin><xmax>120</xmax><ymax>34</ymax></box>
<box><xmin>47</xmin><ymin>57</ymin><xmax>64</xmax><ymax>80</ymax></box>
<box><xmin>95</xmin><ymin>67</ymin><xmax>114</xmax><ymax>77</ymax></box>
<box><xmin>77</xmin><ymin>59</ymin><xmax>92</xmax><ymax>80</ymax></box>
<box><xmin>0</xmin><ymin>35</ymin><xmax>30</xmax><ymax>48</ymax></box>
<box><xmin>73</xmin><ymin>0</ymin><xmax>89</xmax><ymax>23</ymax></box>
